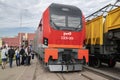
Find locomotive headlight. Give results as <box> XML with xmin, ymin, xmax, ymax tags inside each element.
<box><xmin>43</xmin><ymin>38</ymin><xmax>48</xmax><ymax>46</ymax></box>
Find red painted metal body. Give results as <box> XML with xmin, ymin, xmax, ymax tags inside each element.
<box><xmin>42</xmin><ymin>8</ymin><xmax>86</xmax><ymax>48</ymax></box>
<box><xmin>34</xmin><ymin>4</ymin><xmax>88</xmax><ymax>65</ymax></box>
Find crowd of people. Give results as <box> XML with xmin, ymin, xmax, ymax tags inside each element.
<box><xmin>0</xmin><ymin>45</ymin><xmax>34</xmax><ymax>69</ymax></box>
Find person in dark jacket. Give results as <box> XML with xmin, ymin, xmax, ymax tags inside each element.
<box><xmin>19</xmin><ymin>45</ymin><xmax>25</xmax><ymax>65</ymax></box>
<box><xmin>8</xmin><ymin>46</ymin><xmax>15</xmax><ymax>68</ymax></box>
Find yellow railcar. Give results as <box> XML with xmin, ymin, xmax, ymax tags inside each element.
<box><xmin>86</xmin><ymin>2</ymin><xmax>120</xmax><ymax>68</ymax></box>
<box><xmin>105</xmin><ymin>7</ymin><xmax>120</xmax><ymax>32</ymax></box>
<box><xmin>86</xmin><ymin>16</ymin><xmax>103</xmax><ymax>45</ymax></box>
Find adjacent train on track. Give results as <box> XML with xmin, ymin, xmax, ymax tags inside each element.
<box><xmin>85</xmin><ymin>1</ymin><xmax>120</xmax><ymax>68</ymax></box>
<box><xmin>33</xmin><ymin>3</ymin><xmax>88</xmax><ymax>71</ymax></box>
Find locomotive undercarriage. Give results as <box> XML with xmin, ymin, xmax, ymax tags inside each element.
<box><xmin>48</xmin><ymin>49</ymin><xmax>84</xmax><ymax>71</ymax></box>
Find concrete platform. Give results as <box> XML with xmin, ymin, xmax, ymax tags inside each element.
<box><xmin>0</xmin><ymin>57</ymin><xmax>37</xmax><ymax>80</ymax></box>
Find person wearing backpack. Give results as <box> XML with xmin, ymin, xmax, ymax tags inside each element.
<box><xmin>15</xmin><ymin>47</ymin><xmax>20</xmax><ymax>66</ymax></box>
<box><xmin>8</xmin><ymin>46</ymin><xmax>15</xmax><ymax>68</ymax></box>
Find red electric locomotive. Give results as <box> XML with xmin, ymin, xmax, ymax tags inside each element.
<box><xmin>33</xmin><ymin>3</ymin><xmax>88</xmax><ymax>71</ymax></box>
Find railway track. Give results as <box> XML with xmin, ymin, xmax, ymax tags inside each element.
<box><xmin>56</xmin><ymin>73</ymin><xmax>66</xmax><ymax>80</ymax></box>
<box><xmin>83</xmin><ymin>65</ymin><xmax>120</xmax><ymax>80</ymax></box>
<box><xmin>55</xmin><ymin>72</ymin><xmax>94</xmax><ymax>80</ymax></box>
<box><xmin>55</xmin><ymin>70</ymin><xmax>110</xmax><ymax>80</ymax></box>
<box><xmin>34</xmin><ymin>57</ymin><xmax>120</xmax><ymax>80</ymax></box>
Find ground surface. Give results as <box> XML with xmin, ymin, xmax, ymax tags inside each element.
<box><xmin>34</xmin><ymin>60</ymin><xmax>112</xmax><ymax>80</ymax></box>
<box><xmin>0</xmin><ymin>58</ymin><xmax>36</xmax><ymax>80</ymax></box>
<box><xmin>0</xmin><ymin>51</ymin><xmax>1</xmax><ymax>64</ymax></box>
<box><xmin>0</xmin><ymin>57</ymin><xmax>120</xmax><ymax>80</ymax></box>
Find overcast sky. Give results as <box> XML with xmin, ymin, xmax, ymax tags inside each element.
<box><xmin>0</xmin><ymin>0</ymin><xmax>118</xmax><ymax>37</ymax></box>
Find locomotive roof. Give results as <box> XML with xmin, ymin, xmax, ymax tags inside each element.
<box><xmin>49</xmin><ymin>3</ymin><xmax>82</xmax><ymax>16</ymax></box>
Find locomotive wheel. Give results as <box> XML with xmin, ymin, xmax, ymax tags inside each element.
<box><xmin>108</xmin><ymin>60</ymin><xmax>116</xmax><ymax>68</ymax></box>
<box><xmin>93</xmin><ymin>58</ymin><xmax>101</xmax><ymax>68</ymax></box>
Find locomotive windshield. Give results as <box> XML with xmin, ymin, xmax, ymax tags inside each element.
<box><xmin>50</xmin><ymin>3</ymin><xmax>82</xmax><ymax>31</ymax></box>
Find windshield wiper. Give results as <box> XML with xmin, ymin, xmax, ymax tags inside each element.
<box><xmin>50</xmin><ymin>20</ymin><xmax>59</xmax><ymax>29</ymax></box>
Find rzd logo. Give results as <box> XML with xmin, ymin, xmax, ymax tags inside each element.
<box><xmin>61</xmin><ymin>32</ymin><xmax>74</xmax><ymax>40</ymax></box>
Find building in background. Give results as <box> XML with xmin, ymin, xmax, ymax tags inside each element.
<box><xmin>27</xmin><ymin>33</ymin><xmax>35</xmax><ymax>45</ymax></box>
<box><xmin>2</xmin><ymin>37</ymin><xmax>19</xmax><ymax>47</ymax></box>
<box><xmin>2</xmin><ymin>33</ymin><xmax>35</xmax><ymax>47</ymax></box>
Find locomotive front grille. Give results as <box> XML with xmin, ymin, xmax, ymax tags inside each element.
<box><xmin>62</xmin><ymin>49</ymin><xmax>72</xmax><ymax>63</ymax></box>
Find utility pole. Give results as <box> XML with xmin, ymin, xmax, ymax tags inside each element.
<box><xmin>19</xmin><ymin>10</ymin><xmax>22</xmax><ymax>46</ymax></box>
<box><xmin>19</xmin><ymin>9</ymin><xmax>28</xmax><ymax>47</ymax></box>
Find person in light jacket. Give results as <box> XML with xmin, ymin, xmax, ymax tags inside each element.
<box><xmin>1</xmin><ymin>46</ymin><xmax>7</xmax><ymax>69</ymax></box>
<box><xmin>25</xmin><ymin>46</ymin><xmax>31</xmax><ymax>65</ymax></box>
